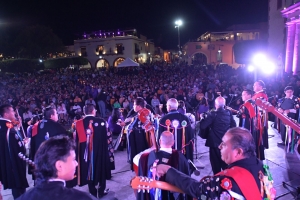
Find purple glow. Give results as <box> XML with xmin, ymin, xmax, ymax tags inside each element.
<box><xmin>292</xmin><ymin>23</ymin><xmax>300</xmax><ymax>74</ymax></box>
<box><xmin>100</xmin><ymin>33</ymin><xmax>102</xmax><ymax>36</ymax></box>
<box><xmin>118</xmin><ymin>32</ymin><xmax>120</xmax><ymax>34</ymax></box>
<box><xmin>285</xmin><ymin>23</ymin><xmax>295</xmax><ymax>73</ymax></box>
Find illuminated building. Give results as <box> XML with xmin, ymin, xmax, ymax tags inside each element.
<box><xmin>73</xmin><ymin>29</ymin><xmax>155</xmax><ymax>68</ymax></box>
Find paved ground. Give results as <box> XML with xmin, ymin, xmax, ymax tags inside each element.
<box><xmin>2</xmin><ymin>119</ymin><xmax>300</xmax><ymax>199</ymax></box>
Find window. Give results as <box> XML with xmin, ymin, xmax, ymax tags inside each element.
<box><xmin>97</xmin><ymin>45</ymin><xmax>104</xmax><ymax>55</ymax></box>
<box><xmin>277</xmin><ymin>0</ymin><xmax>282</xmax><ymax>10</ymax></box>
<box><xmin>116</xmin><ymin>44</ymin><xmax>123</xmax><ymax>54</ymax></box>
<box><xmin>217</xmin><ymin>51</ymin><xmax>222</xmax><ymax>62</ymax></box>
<box><xmin>196</xmin><ymin>45</ymin><xmax>202</xmax><ymax>49</ymax></box>
<box><xmin>135</xmin><ymin>43</ymin><xmax>140</xmax><ymax>54</ymax></box>
<box><xmin>80</xmin><ymin>47</ymin><xmax>87</xmax><ymax>57</ymax></box>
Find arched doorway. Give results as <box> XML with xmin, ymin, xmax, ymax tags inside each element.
<box><xmin>113</xmin><ymin>57</ymin><xmax>125</xmax><ymax>67</ymax></box>
<box><xmin>192</xmin><ymin>53</ymin><xmax>207</xmax><ymax>65</ymax></box>
<box><xmin>96</xmin><ymin>58</ymin><xmax>109</xmax><ymax>68</ymax></box>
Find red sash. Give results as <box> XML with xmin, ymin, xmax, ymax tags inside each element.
<box><xmin>243</xmin><ymin>101</ymin><xmax>255</xmax><ymax>118</ymax></box>
<box><xmin>75</xmin><ymin>119</ymin><xmax>86</xmax><ymax>143</ymax></box>
<box><xmin>31</xmin><ymin>121</ymin><xmax>40</xmax><ymax>137</ymax></box>
<box><xmin>216</xmin><ymin>166</ymin><xmax>261</xmax><ymax>200</ymax></box>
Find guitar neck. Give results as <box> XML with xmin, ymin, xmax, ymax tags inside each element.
<box><xmin>255</xmin><ymin>99</ymin><xmax>300</xmax><ymax>134</ymax></box>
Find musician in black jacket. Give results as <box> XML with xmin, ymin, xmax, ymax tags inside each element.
<box><xmin>277</xmin><ymin>86</ymin><xmax>300</xmax><ymax>146</ymax></box>
<box><xmin>155</xmin><ymin>128</ymin><xmax>268</xmax><ymax>200</ymax></box>
<box><xmin>200</xmin><ymin>97</ymin><xmax>236</xmax><ymax>174</ymax></box>
<box><xmin>0</xmin><ymin>104</ymin><xmax>28</xmax><ymax>199</ymax></box>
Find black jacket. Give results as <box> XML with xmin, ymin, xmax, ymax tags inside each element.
<box><xmin>17</xmin><ymin>181</ymin><xmax>97</xmax><ymax>200</ymax></box>
<box><xmin>200</xmin><ymin>107</ymin><xmax>236</xmax><ymax>147</ymax></box>
<box><xmin>165</xmin><ymin>156</ymin><xmax>266</xmax><ymax>199</ymax></box>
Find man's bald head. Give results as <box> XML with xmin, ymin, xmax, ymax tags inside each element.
<box><xmin>215</xmin><ymin>96</ymin><xmax>226</xmax><ymax>108</ymax></box>
<box><xmin>167</xmin><ymin>98</ymin><xmax>178</xmax><ymax>112</ymax></box>
<box><xmin>159</xmin><ymin>131</ymin><xmax>174</xmax><ymax>148</ymax></box>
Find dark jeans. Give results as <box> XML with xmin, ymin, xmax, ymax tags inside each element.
<box><xmin>209</xmin><ymin>147</ymin><xmax>227</xmax><ymax>174</ymax></box>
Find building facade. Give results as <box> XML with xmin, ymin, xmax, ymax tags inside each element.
<box><xmin>268</xmin><ymin>0</ymin><xmax>300</xmax><ymax>74</ymax></box>
<box><xmin>73</xmin><ymin>29</ymin><xmax>155</xmax><ymax>68</ymax></box>
<box><xmin>182</xmin><ymin>23</ymin><xmax>267</xmax><ymax>68</ymax></box>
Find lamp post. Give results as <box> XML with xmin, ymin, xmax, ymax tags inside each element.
<box><xmin>175</xmin><ymin>20</ymin><xmax>182</xmax><ymax>53</ymax></box>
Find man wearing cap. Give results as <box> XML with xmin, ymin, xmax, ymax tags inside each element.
<box><xmin>277</xmin><ymin>86</ymin><xmax>300</xmax><ymax>146</ymax></box>
<box><xmin>158</xmin><ymin>98</ymin><xmax>194</xmax><ymax>162</ymax></box>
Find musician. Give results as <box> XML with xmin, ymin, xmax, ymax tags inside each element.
<box><xmin>136</xmin><ymin>131</ymin><xmax>192</xmax><ymax>200</ymax></box>
<box><xmin>0</xmin><ymin>104</ymin><xmax>28</xmax><ymax>199</ymax></box>
<box><xmin>17</xmin><ymin>136</ymin><xmax>98</xmax><ymax>200</ymax></box>
<box><xmin>158</xmin><ymin>98</ymin><xmax>194</xmax><ymax>162</ymax></box>
<box><xmin>125</xmin><ymin>97</ymin><xmax>155</xmax><ymax>170</ymax></box>
<box><xmin>238</xmin><ymin>89</ymin><xmax>255</xmax><ymax>130</ymax></box>
<box><xmin>200</xmin><ymin>97</ymin><xmax>236</xmax><ymax>174</ymax></box>
<box><xmin>252</xmin><ymin>80</ymin><xmax>269</xmax><ymax>160</ymax></box>
<box><xmin>277</xmin><ymin>86</ymin><xmax>300</xmax><ymax>146</ymax></box>
<box><xmin>155</xmin><ymin>128</ymin><xmax>269</xmax><ymax>200</ymax></box>
<box><xmin>74</xmin><ymin>104</ymin><xmax>114</xmax><ymax>198</ymax></box>
<box><xmin>30</xmin><ymin>106</ymin><xmax>68</xmax><ymax>175</ymax></box>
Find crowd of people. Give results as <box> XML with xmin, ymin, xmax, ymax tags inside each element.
<box><xmin>0</xmin><ymin>60</ymin><xmax>300</xmax><ymax>199</ymax></box>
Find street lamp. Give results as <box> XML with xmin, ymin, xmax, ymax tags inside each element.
<box><xmin>175</xmin><ymin>20</ymin><xmax>183</xmax><ymax>53</ymax></box>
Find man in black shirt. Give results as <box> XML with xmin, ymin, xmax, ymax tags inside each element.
<box><xmin>200</xmin><ymin>96</ymin><xmax>236</xmax><ymax>174</ymax></box>
<box><xmin>277</xmin><ymin>86</ymin><xmax>299</xmax><ymax>146</ymax></box>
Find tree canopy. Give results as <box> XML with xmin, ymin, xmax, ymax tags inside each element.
<box><xmin>14</xmin><ymin>25</ymin><xmax>65</xmax><ymax>58</ymax></box>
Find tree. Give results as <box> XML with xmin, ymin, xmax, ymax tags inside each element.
<box><xmin>14</xmin><ymin>25</ymin><xmax>65</xmax><ymax>58</ymax></box>
<box><xmin>0</xmin><ymin>59</ymin><xmax>43</xmax><ymax>73</ymax></box>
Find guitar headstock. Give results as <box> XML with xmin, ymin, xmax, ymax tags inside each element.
<box><xmin>130</xmin><ymin>176</ymin><xmax>154</xmax><ymax>193</ymax></box>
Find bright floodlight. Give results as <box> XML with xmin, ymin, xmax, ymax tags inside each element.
<box><xmin>248</xmin><ymin>65</ymin><xmax>255</xmax><ymax>72</ymax></box>
<box><xmin>175</xmin><ymin>20</ymin><xmax>182</xmax><ymax>26</ymax></box>
<box><xmin>39</xmin><ymin>59</ymin><xmax>42</xmax><ymax>63</ymax></box>
<box><xmin>253</xmin><ymin>53</ymin><xmax>266</xmax><ymax>66</ymax></box>
<box><xmin>261</xmin><ymin>61</ymin><xmax>275</xmax><ymax>74</ymax></box>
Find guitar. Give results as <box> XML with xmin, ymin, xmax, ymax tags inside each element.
<box><xmin>130</xmin><ymin>176</ymin><xmax>183</xmax><ymax>193</ymax></box>
<box><xmin>255</xmin><ymin>98</ymin><xmax>300</xmax><ymax>154</ymax></box>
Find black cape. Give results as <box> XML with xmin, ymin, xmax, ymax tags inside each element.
<box><xmin>127</xmin><ymin>115</ymin><xmax>152</xmax><ymax>170</ymax></box>
<box><xmin>30</xmin><ymin>119</ymin><xmax>68</xmax><ymax>177</ymax></box>
<box><xmin>137</xmin><ymin>149</ymin><xmax>192</xmax><ymax>200</ymax></box>
<box><xmin>74</xmin><ymin>116</ymin><xmax>114</xmax><ymax>187</ymax></box>
<box><xmin>158</xmin><ymin>110</ymin><xmax>194</xmax><ymax>161</ymax></box>
<box><xmin>0</xmin><ymin>118</ymin><xmax>29</xmax><ymax>189</ymax></box>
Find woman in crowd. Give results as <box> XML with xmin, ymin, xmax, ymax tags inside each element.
<box><xmin>107</xmin><ymin>108</ymin><xmax>123</xmax><ymax>136</ymax></box>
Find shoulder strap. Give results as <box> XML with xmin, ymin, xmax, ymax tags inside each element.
<box><xmin>31</xmin><ymin>121</ymin><xmax>40</xmax><ymax>137</ymax></box>
<box><xmin>243</xmin><ymin>101</ymin><xmax>256</xmax><ymax>118</ymax></box>
<box><xmin>216</xmin><ymin>166</ymin><xmax>261</xmax><ymax>199</ymax></box>
<box><xmin>76</xmin><ymin>119</ymin><xmax>86</xmax><ymax>143</ymax></box>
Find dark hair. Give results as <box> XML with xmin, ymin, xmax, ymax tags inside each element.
<box><xmin>31</xmin><ymin>116</ymin><xmax>40</xmax><ymax>125</ymax></box>
<box><xmin>226</xmin><ymin>127</ymin><xmax>256</xmax><ymax>158</ymax></box>
<box><xmin>84</xmin><ymin>103</ymin><xmax>95</xmax><ymax>115</ymax></box>
<box><xmin>111</xmin><ymin>108</ymin><xmax>121</xmax><ymax>123</ymax></box>
<box><xmin>134</xmin><ymin>97</ymin><xmax>145</xmax><ymax>108</ymax></box>
<box><xmin>242</xmin><ymin>89</ymin><xmax>253</xmax><ymax>96</ymax></box>
<box><xmin>43</xmin><ymin>106</ymin><xmax>55</xmax><ymax>119</ymax></box>
<box><xmin>0</xmin><ymin>104</ymin><xmax>12</xmax><ymax>117</ymax></box>
<box><xmin>256</xmin><ymin>80</ymin><xmax>265</xmax><ymax>88</ymax></box>
<box><xmin>34</xmin><ymin>135</ymin><xmax>76</xmax><ymax>184</ymax></box>
<box><xmin>284</xmin><ymin>86</ymin><xmax>294</xmax><ymax>92</ymax></box>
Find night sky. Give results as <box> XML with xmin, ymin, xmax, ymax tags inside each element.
<box><xmin>0</xmin><ymin>0</ymin><xmax>268</xmax><ymax>49</ymax></box>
